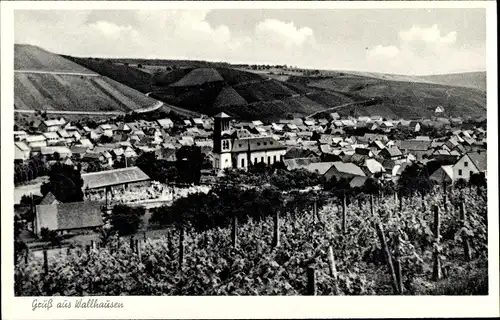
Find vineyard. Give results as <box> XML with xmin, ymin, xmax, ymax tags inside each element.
<box><xmin>15</xmin><ymin>187</ymin><xmax>487</xmax><ymax>296</ymax></box>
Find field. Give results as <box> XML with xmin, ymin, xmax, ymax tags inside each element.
<box><xmin>15</xmin><ymin>187</ymin><xmax>487</xmax><ymax>296</ymax></box>
<box><xmin>15</xmin><ymin>44</ymin><xmax>96</xmax><ymax>74</ymax></box>
<box><xmin>14</xmin><ymin>73</ymin><xmax>159</xmax><ymax>112</ymax></box>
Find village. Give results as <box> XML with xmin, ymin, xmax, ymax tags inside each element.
<box><xmin>14</xmin><ymin>103</ymin><xmax>487</xmax><ymax>244</ymax></box>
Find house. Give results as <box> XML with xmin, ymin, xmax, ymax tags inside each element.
<box><xmin>14</xmin><ymin>131</ymin><xmax>28</xmax><ymax>141</ymax></box>
<box><xmin>329</xmin><ymin>112</ymin><xmax>340</xmax><ymax>120</ymax></box>
<box><xmin>430</xmin><ymin>165</ymin><xmax>455</xmax><ymax>184</ymax></box>
<box><xmin>252</xmin><ymin>120</ymin><xmax>264</xmax><ymax>127</ymax></box>
<box><xmin>284</xmin><ymin>147</ymin><xmax>318</xmax><ymax>160</ymax></box>
<box><xmin>415</xmin><ymin>136</ymin><xmax>431</xmax><ymax>141</ymax></box>
<box><xmin>319</xmin><ymin>135</ymin><xmax>343</xmax><ymax>146</ymax></box>
<box><xmin>302</xmin><ymin>162</ymin><xmax>336</xmax><ymax>176</ymax></box>
<box><xmin>40</xmin><ymin>146</ymin><xmax>72</xmax><ymax>160</ymax></box>
<box><xmin>452</xmin><ymin>151</ymin><xmax>487</xmax><ymax>181</ymax></box>
<box><xmin>369</xmin><ymin>140</ymin><xmax>385</xmax><ymax>151</ymax></box>
<box><xmin>155</xmin><ymin>147</ymin><xmax>177</xmax><ymax>162</ymax></box>
<box><xmin>34</xmin><ymin>201</ymin><xmax>104</xmax><ymax>236</ymax></box>
<box><xmin>39</xmin><ymin>192</ymin><xmax>59</xmax><ymax>206</ymax></box>
<box><xmin>355</xmin><ymin>148</ymin><xmax>374</xmax><ymax>157</ymax></box>
<box><xmin>43</xmin><ymin>132</ymin><xmax>61</xmax><ymax>145</ymax></box>
<box><xmin>38</xmin><ymin>119</ymin><xmax>65</xmax><ymax>132</ymax></box>
<box><xmin>349</xmin><ymin>176</ymin><xmax>369</xmax><ymax>188</ymax></box>
<box><xmin>271</xmin><ymin>123</ymin><xmax>284</xmax><ymax>132</ymax></box>
<box><xmin>324</xmin><ymin>161</ymin><xmax>366</xmax><ymax>181</ymax></box>
<box><xmin>379</xmin><ymin>146</ymin><xmax>403</xmax><ymax>160</ymax></box>
<box><xmin>435</xmin><ymin>106</ymin><xmax>445</xmax><ymax>114</ymax></box>
<box><xmin>183</xmin><ymin>119</ymin><xmax>193</xmax><ymax>127</ymax></box>
<box><xmin>15</xmin><ymin>142</ymin><xmax>30</xmax><ymax>162</ymax></box>
<box><xmin>361</xmin><ymin>158</ymin><xmax>385</xmax><ymax>176</ymax></box>
<box><xmin>303</xmin><ymin>120</ymin><xmax>316</xmax><ymax>127</ymax></box>
<box><xmin>396</xmin><ymin>140</ymin><xmax>432</xmax><ymax>161</ymax></box>
<box><xmin>284</xmin><ymin>123</ymin><xmax>299</xmax><ymax>132</ymax></box>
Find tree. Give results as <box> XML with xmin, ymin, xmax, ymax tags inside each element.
<box><xmin>469</xmin><ymin>172</ymin><xmax>486</xmax><ymax>188</ymax></box>
<box><xmin>398</xmin><ymin>162</ymin><xmax>433</xmax><ymax>196</ymax></box>
<box><xmin>176</xmin><ymin>146</ymin><xmax>204</xmax><ymax>184</ymax></box>
<box><xmin>40</xmin><ymin>227</ymin><xmax>62</xmax><ymax>245</ymax></box>
<box><xmin>40</xmin><ymin>162</ymin><xmax>84</xmax><ymax>203</ymax></box>
<box><xmin>110</xmin><ymin>204</ymin><xmax>145</xmax><ymax>236</ymax></box>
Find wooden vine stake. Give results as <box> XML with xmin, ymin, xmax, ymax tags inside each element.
<box><xmin>459</xmin><ymin>201</ymin><xmax>472</xmax><ymax>261</ymax></box>
<box><xmin>130</xmin><ymin>236</ymin><xmax>135</xmax><ymax>253</ymax></box>
<box><xmin>375</xmin><ymin>221</ymin><xmax>399</xmax><ymax>294</ymax></box>
<box><xmin>313</xmin><ymin>200</ymin><xmax>318</xmax><ymax>223</ymax></box>
<box><xmin>178</xmin><ymin>227</ymin><xmax>185</xmax><ymax>270</ymax></box>
<box><xmin>231</xmin><ymin>215</ymin><xmax>238</xmax><ymax>248</ymax></box>
<box><xmin>43</xmin><ymin>249</ymin><xmax>49</xmax><ymax>275</ymax></box>
<box><xmin>307</xmin><ymin>265</ymin><xmax>317</xmax><ymax>296</ymax></box>
<box><xmin>393</xmin><ymin>233</ymin><xmax>403</xmax><ymax>294</ymax></box>
<box><xmin>443</xmin><ymin>180</ymin><xmax>448</xmax><ymax>215</ymax></box>
<box><xmin>432</xmin><ymin>205</ymin><xmax>442</xmax><ymax>281</ymax></box>
<box><xmin>370</xmin><ymin>194</ymin><xmax>375</xmax><ymax>216</ymax></box>
<box><xmin>398</xmin><ymin>190</ymin><xmax>403</xmax><ymax>212</ymax></box>
<box><xmin>272</xmin><ymin>210</ymin><xmax>280</xmax><ymax>248</ymax></box>
<box><xmin>135</xmin><ymin>239</ymin><xmax>142</xmax><ymax>261</ymax></box>
<box><xmin>328</xmin><ymin>246</ymin><xmax>339</xmax><ymax>295</ymax></box>
<box><xmin>342</xmin><ymin>194</ymin><xmax>347</xmax><ymax>234</ymax></box>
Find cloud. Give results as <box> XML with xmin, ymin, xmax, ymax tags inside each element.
<box><xmin>254</xmin><ymin>19</ymin><xmax>315</xmax><ymax>48</ymax></box>
<box><xmin>366</xmin><ymin>24</ymin><xmax>485</xmax><ymax>74</ymax></box>
<box><xmin>367</xmin><ymin>45</ymin><xmax>400</xmax><ymax>60</ymax></box>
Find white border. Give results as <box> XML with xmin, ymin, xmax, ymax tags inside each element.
<box><xmin>1</xmin><ymin>1</ymin><xmax>498</xmax><ymax>319</ymax></box>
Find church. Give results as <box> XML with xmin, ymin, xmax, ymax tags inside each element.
<box><xmin>213</xmin><ymin>112</ymin><xmax>287</xmax><ymax>172</ymax></box>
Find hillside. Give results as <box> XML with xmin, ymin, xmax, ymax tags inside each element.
<box><xmin>58</xmin><ymin>54</ymin><xmax>487</xmax><ymax>121</ymax></box>
<box><xmin>14</xmin><ymin>45</ymin><xmax>160</xmax><ymax>113</ymax></box>
<box><xmin>416</xmin><ymin>72</ymin><xmax>486</xmax><ymax>91</ymax></box>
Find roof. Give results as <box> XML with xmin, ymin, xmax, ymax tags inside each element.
<box><xmin>382</xmin><ymin>146</ymin><xmax>403</xmax><ymax>157</ymax></box>
<box><xmin>40</xmin><ymin>146</ymin><xmax>72</xmax><ymax>156</ymax></box>
<box><xmin>330</xmin><ymin>161</ymin><xmax>366</xmax><ymax>176</ymax></box>
<box><xmin>15</xmin><ymin>141</ymin><xmax>30</xmax><ymax>151</ymax></box>
<box><xmin>157</xmin><ymin>118</ymin><xmax>174</xmax><ymax>128</ymax></box>
<box><xmin>39</xmin><ymin>192</ymin><xmax>59</xmax><ymax>206</ymax></box>
<box><xmin>350</xmin><ymin>176</ymin><xmax>368</xmax><ymax>188</ymax></box>
<box><xmin>466</xmin><ymin>151</ymin><xmax>487</xmax><ymax>172</ymax></box>
<box><xmin>397</xmin><ymin>140</ymin><xmax>432</xmax><ymax>151</ymax></box>
<box><xmin>36</xmin><ymin>201</ymin><xmax>104</xmax><ymax>231</ymax></box>
<box><xmin>284</xmin><ymin>147</ymin><xmax>317</xmax><ymax>159</ymax></box>
<box><xmin>43</xmin><ymin>132</ymin><xmax>60</xmax><ymax>139</ymax></box>
<box><xmin>214</xmin><ymin>112</ymin><xmax>232</xmax><ymax>119</ymax></box>
<box><xmin>81</xmin><ymin>167</ymin><xmax>150</xmax><ymax>189</ymax></box>
<box><xmin>303</xmin><ymin>162</ymin><xmax>336</xmax><ymax>175</ymax></box>
<box><xmin>231</xmin><ymin>137</ymin><xmax>286</xmax><ymax>153</ymax></box>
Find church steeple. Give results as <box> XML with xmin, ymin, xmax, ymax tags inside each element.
<box><xmin>213</xmin><ymin>112</ymin><xmax>232</xmax><ymax>153</ymax></box>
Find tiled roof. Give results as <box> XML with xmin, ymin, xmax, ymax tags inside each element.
<box><xmin>36</xmin><ymin>201</ymin><xmax>104</xmax><ymax>231</ymax></box>
<box><xmin>231</xmin><ymin>137</ymin><xmax>285</xmax><ymax>153</ymax></box>
<box><xmin>39</xmin><ymin>192</ymin><xmax>59</xmax><ymax>206</ymax></box>
<box><xmin>303</xmin><ymin>162</ymin><xmax>336</xmax><ymax>175</ymax></box>
<box><xmin>283</xmin><ymin>157</ymin><xmax>321</xmax><ymax>170</ymax></box>
<box><xmin>467</xmin><ymin>151</ymin><xmax>487</xmax><ymax>171</ymax></box>
<box><xmin>81</xmin><ymin>167</ymin><xmax>150</xmax><ymax>189</ymax></box>
<box><xmin>331</xmin><ymin>161</ymin><xmax>366</xmax><ymax>176</ymax></box>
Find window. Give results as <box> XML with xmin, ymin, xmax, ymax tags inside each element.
<box><xmin>273</xmin><ymin>155</ymin><xmax>277</xmax><ymax>163</ymax></box>
<box><xmin>239</xmin><ymin>144</ymin><xmax>242</xmax><ymax>147</ymax></box>
<box><xmin>257</xmin><ymin>142</ymin><xmax>261</xmax><ymax>146</ymax></box>
<box><xmin>458</xmin><ymin>169</ymin><xmax>462</xmax><ymax>176</ymax></box>
<box><xmin>241</xmin><ymin>158</ymin><xmax>245</xmax><ymax>168</ymax></box>
<box><xmin>261</xmin><ymin>157</ymin><xmax>264</xmax><ymax>163</ymax></box>
<box><xmin>268</xmin><ymin>156</ymin><xmax>271</xmax><ymax>163</ymax></box>
<box><xmin>464</xmin><ymin>161</ymin><xmax>468</xmax><ymax>167</ymax></box>
<box><xmin>254</xmin><ymin>157</ymin><xmax>258</xmax><ymax>163</ymax></box>
<box><xmin>270</xmin><ymin>142</ymin><xmax>273</xmax><ymax>145</ymax></box>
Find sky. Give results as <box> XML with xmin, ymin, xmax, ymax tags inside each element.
<box><xmin>14</xmin><ymin>9</ymin><xmax>486</xmax><ymax>75</ymax></box>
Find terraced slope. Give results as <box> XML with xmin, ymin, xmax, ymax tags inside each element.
<box><xmin>15</xmin><ymin>44</ymin><xmax>96</xmax><ymax>75</ymax></box>
<box><xmin>14</xmin><ymin>45</ymin><xmax>160</xmax><ymax>113</ymax></box>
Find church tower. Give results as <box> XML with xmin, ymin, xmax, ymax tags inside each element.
<box><xmin>213</xmin><ymin>112</ymin><xmax>233</xmax><ymax>171</ymax></box>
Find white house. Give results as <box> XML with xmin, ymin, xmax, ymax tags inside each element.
<box><xmin>452</xmin><ymin>151</ymin><xmax>487</xmax><ymax>181</ymax></box>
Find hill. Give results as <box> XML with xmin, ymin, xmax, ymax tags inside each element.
<box><xmin>416</xmin><ymin>72</ymin><xmax>486</xmax><ymax>91</ymax></box>
<box><xmin>14</xmin><ymin>45</ymin><xmax>161</xmax><ymax>113</ymax></box>
<box><xmin>58</xmin><ymin>54</ymin><xmax>487</xmax><ymax>121</ymax></box>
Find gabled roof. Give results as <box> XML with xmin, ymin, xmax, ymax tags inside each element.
<box><xmin>36</xmin><ymin>201</ymin><xmax>104</xmax><ymax>231</ymax></box>
<box><xmin>232</xmin><ymin>137</ymin><xmax>286</xmax><ymax>153</ymax></box>
<box><xmin>466</xmin><ymin>151</ymin><xmax>487</xmax><ymax>172</ymax></box>
<box><xmin>303</xmin><ymin>162</ymin><xmax>336</xmax><ymax>175</ymax></box>
<box><xmin>397</xmin><ymin>140</ymin><xmax>432</xmax><ymax>151</ymax></box>
<box><xmin>39</xmin><ymin>192</ymin><xmax>59</xmax><ymax>206</ymax></box>
<box><xmin>330</xmin><ymin>161</ymin><xmax>366</xmax><ymax>176</ymax></box>
<box><xmin>213</xmin><ymin>112</ymin><xmax>232</xmax><ymax>119</ymax></box>
<box><xmin>81</xmin><ymin>167</ymin><xmax>150</xmax><ymax>189</ymax></box>
<box><xmin>15</xmin><ymin>141</ymin><xmax>30</xmax><ymax>151</ymax></box>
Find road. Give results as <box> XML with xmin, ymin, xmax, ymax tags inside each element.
<box><xmin>14</xmin><ymin>101</ymin><xmax>164</xmax><ymax>116</ymax></box>
<box><xmin>14</xmin><ymin>70</ymin><xmax>99</xmax><ymax>77</ymax></box>
<box><xmin>145</xmin><ymin>92</ymin><xmax>203</xmax><ymax>117</ymax></box>
<box><xmin>305</xmin><ymin>99</ymin><xmax>374</xmax><ymax>119</ymax></box>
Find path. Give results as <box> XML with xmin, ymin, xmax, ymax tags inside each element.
<box><xmin>15</xmin><ymin>101</ymin><xmax>164</xmax><ymax>116</ymax></box>
<box><xmin>14</xmin><ymin>70</ymin><xmax>99</xmax><ymax>77</ymax></box>
<box><xmin>305</xmin><ymin>99</ymin><xmax>374</xmax><ymax>119</ymax></box>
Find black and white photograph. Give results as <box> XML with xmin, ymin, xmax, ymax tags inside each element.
<box><xmin>2</xmin><ymin>0</ymin><xmax>498</xmax><ymax>318</ymax></box>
